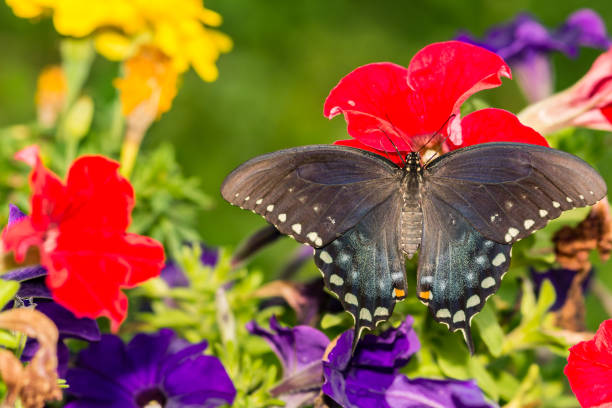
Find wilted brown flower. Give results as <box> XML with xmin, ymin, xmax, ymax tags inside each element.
<box><xmin>0</xmin><ymin>308</ymin><xmax>62</xmax><ymax>408</ymax></box>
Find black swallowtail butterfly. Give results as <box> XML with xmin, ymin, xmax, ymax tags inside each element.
<box><xmin>221</xmin><ymin>143</ymin><xmax>606</xmax><ymax>353</ymax></box>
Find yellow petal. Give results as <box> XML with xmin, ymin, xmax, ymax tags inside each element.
<box><xmin>94</xmin><ymin>32</ymin><xmax>134</xmax><ymax>61</ymax></box>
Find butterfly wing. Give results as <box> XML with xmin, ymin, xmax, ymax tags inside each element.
<box><xmin>314</xmin><ymin>189</ymin><xmax>406</xmax><ymax>352</ymax></box>
<box><xmin>418</xmin><ymin>190</ymin><xmax>511</xmax><ymax>354</ymax></box>
<box><xmin>424</xmin><ymin>142</ymin><xmax>607</xmax><ymax>245</ymax></box>
<box><xmin>221</xmin><ymin>145</ymin><xmax>401</xmax><ymax>247</ymax></box>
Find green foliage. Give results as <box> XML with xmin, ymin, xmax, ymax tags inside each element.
<box><xmin>132</xmin><ymin>245</ymin><xmax>280</xmax><ymax>406</ymax></box>
<box><xmin>130</xmin><ymin>146</ymin><xmax>212</xmax><ymax>259</ymax></box>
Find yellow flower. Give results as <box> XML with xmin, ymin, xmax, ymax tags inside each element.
<box><xmin>34</xmin><ymin>65</ymin><xmax>67</xmax><ymax>127</ymax></box>
<box><xmin>5</xmin><ymin>0</ymin><xmax>231</xmax><ymax>82</ymax></box>
<box><xmin>114</xmin><ymin>46</ymin><xmax>178</xmax><ymax>121</ymax></box>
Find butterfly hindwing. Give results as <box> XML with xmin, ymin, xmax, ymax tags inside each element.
<box><xmin>314</xmin><ymin>191</ymin><xmax>406</xmax><ymax>351</ymax></box>
<box><xmin>424</xmin><ymin>143</ymin><xmax>607</xmax><ymax>244</ymax></box>
<box><xmin>221</xmin><ymin>145</ymin><xmax>400</xmax><ymax>248</ymax></box>
<box><xmin>418</xmin><ymin>190</ymin><xmax>512</xmax><ymax>353</ymax></box>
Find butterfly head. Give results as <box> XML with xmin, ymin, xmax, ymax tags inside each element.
<box><xmin>405</xmin><ymin>152</ymin><xmax>423</xmax><ymax>174</ymax></box>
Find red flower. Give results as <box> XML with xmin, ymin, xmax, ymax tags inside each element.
<box><xmin>324</xmin><ymin>41</ymin><xmax>548</xmax><ymax>164</ymax></box>
<box><xmin>2</xmin><ymin>146</ymin><xmax>165</xmax><ymax>331</ymax></box>
<box><xmin>519</xmin><ymin>46</ymin><xmax>612</xmax><ymax>135</ymax></box>
<box><xmin>565</xmin><ymin>319</ymin><xmax>612</xmax><ymax>407</ymax></box>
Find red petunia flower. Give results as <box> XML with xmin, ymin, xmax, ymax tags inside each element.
<box><xmin>2</xmin><ymin>146</ymin><xmax>165</xmax><ymax>331</ymax></box>
<box><xmin>324</xmin><ymin>41</ymin><xmax>548</xmax><ymax>164</ymax></box>
<box><xmin>564</xmin><ymin>319</ymin><xmax>612</xmax><ymax>407</ymax></box>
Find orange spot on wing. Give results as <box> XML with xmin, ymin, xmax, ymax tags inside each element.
<box><xmin>394</xmin><ymin>288</ymin><xmax>406</xmax><ymax>298</ymax></box>
<box><xmin>419</xmin><ymin>291</ymin><xmax>431</xmax><ymax>300</ymax></box>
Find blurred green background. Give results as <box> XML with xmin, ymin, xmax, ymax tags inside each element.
<box><xmin>1</xmin><ymin>0</ymin><xmax>611</xmax><ymax>277</ymax></box>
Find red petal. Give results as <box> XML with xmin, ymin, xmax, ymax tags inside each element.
<box><xmin>323</xmin><ymin>63</ymin><xmax>417</xmax><ymax>152</ymax></box>
<box><xmin>602</xmin><ymin>103</ymin><xmax>612</xmax><ymax>124</ymax></box>
<box><xmin>63</xmin><ymin>156</ymin><xmax>134</xmax><ymax>233</ymax></box>
<box><xmin>45</xmin><ymin>229</ymin><xmax>164</xmax><ymax>331</ymax></box>
<box><xmin>451</xmin><ymin>108</ymin><xmax>549</xmax><ymax>150</ymax></box>
<box><xmin>15</xmin><ymin>146</ymin><xmax>68</xmax><ymax>230</ymax></box>
<box><xmin>333</xmin><ymin>139</ymin><xmax>405</xmax><ymax>166</ymax></box>
<box><xmin>1</xmin><ymin>217</ymin><xmax>45</xmax><ymax>262</ymax></box>
<box><xmin>565</xmin><ymin>319</ymin><xmax>612</xmax><ymax>407</ymax></box>
<box><xmin>407</xmin><ymin>41</ymin><xmax>511</xmax><ymax>133</ymax></box>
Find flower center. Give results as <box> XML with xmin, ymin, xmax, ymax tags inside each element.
<box><xmin>135</xmin><ymin>387</ymin><xmax>167</xmax><ymax>408</ymax></box>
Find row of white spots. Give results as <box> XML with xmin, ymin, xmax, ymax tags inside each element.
<box><xmin>307</xmin><ymin>232</ymin><xmax>323</xmax><ymax>246</ymax></box>
<box><xmin>504</xmin><ymin>227</ymin><xmax>520</xmax><ymax>242</ymax></box>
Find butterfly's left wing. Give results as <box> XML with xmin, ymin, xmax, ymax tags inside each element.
<box><xmin>418</xmin><ymin>189</ymin><xmax>511</xmax><ymax>354</ymax></box>
<box><xmin>314</xmin><ymin>189</ymin><xmax>406</xmax><ymax>352</ymax></box>
<box><xmin>423</xmin><ymin>142</ymin><xmax>607</xmax><ymax>244</ymax></box>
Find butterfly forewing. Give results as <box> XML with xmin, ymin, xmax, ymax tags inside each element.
<box><xmin>418</xmin><ymin>190</ymin><xmax>512</xmax><ymax>353</ymax></box>
<box><xmin>314</xmin><ymin>190</ymin><xmax>406</xmax><ymax>351</ymax></box>
<box><xmin>221</xmin><ymin>145</ymin><xmax>400</xmax><ymax>248</ymax></box>
<box><xmin>424</xmin><ymin>143</ymin><xmax>607</xmax><ymax>245</ymax></box>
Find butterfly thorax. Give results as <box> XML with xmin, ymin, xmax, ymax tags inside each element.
<box><xmin>399</xmin><ymin>153</ymin><xmax>423</xmax><ymax>259</ymax></box>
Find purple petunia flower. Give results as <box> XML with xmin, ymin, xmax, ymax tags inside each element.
<box><xmin>323</xmin><ymin>316</ymin><xmax>493</xmax><ymax>408</ymax></box>
<box><xmin>246</xmin><ymin>315</ymin><xmax>329</xmax><ymax>408</ymax></box>
<box><xmin>65</xmin><ymin>329</ymin><xmax>236</xmax><ymax>408</ymax></box>
<box><xmin>457</xmin><ymin>9</ymin><xmax>610</xmax><ymax>102</ymax></box>
<box><xmin>530</xmin><ymin>267</ymin><xmax>593</xmax><ymax>311</ymax></box>
<box><xmin>3</xmin><ymin>204</ymin><xmax>101</xmax><ymax>376</ymax></box>
<box><xmin>250</xmin><ymin>316</ymin><xmax>493</xmax><ymax>408</ymax></box>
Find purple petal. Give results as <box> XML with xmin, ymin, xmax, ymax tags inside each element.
<box><xmin>385</xmin><ymin>377</ymin><xmax>494</xmax><ymax>408</ymax></box>
<box><xmin>512</xmin><ymin>50</ymin><xmax>553</xmax><ymax>102</ymax></box>
<box><xmin>160</xmin><ymin>260</ymin><xmax>190</xmax><ymax>288</ymax></box>
<box><xmin>199</xmin><ymin>244</ymin><xmax>219</xmax><ymax>267</ymax></box>
<box><xmin>163</xmin><ymin>354</ymin><xmax>236</xmax><ymax>406</ymax></box>
<box><xmin>556</xmin><ymin>9</ymin><xmax>611</xmax><ymax>55</ymax></box>
<box><xmin>8</xmin><ymin>204</ymin><xmax>26</xmax><ymax>225</ymax></box>
<box><xmin>125</xmin><ymin>329</ymin><xmax>175</xmax><ymax>389</ymax></box>
<box><xmin>65</xmin><ymin>367</ymin><xmax>135</xmax><ymax>406</ymax></box>
<box><xmin>246</xmin><ymin>315</ymin><xmax>329</xmax><ymax>376</ymax></box>
<box><xmin>353</xmin><ymin>316</ymin><xmax>420</xmax><ymax>369</ymax></box>
<box><xmin>4</xmin><ymin>265</ymin><xmax>48</xmax><ymax>282</ymax></box>
<box><xmin>530</xmin><ymin>267</ymin><xmax>593</xmax><ymax>311</ymax></box>
<box><xmin>13</xmin><ymin>276</ymin><xmax>51</xmax><ymax>299</ymax></box>
<box><xmin>35</xmin><ymin>300</ymin><xmax>100</xmax><ymax>341</ymax></box>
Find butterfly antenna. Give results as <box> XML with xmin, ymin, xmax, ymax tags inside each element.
<box><xmin>378</xmin><ymin>127</ymin><xmax>407</xmax><ymax>167</ymax></box>
<box><xmin>417</xmin><ymin>113</ymin><xmax>456</xmax><ymax>157</ymax></box>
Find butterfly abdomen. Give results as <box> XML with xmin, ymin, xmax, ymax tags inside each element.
<box><xmin>400</xmin><ymin>172</ymin><xmax>423</xmax><ymax>259</ymax></box>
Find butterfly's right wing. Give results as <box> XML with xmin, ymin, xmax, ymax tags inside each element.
<box><xmin>221</xmin><ymin>145</ymin><xmax>401</xmax><ymax>247</ymax></box>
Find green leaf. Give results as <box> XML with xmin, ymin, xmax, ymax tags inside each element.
<box><xmin>468</xmin><ymin>357</ymin><xmax>499</xmax><ymax>402</ymax></box>
<box><xmin>0</xmin><ymin>279</ymin><xmax>19</xmax><ymax>307</ymax></box>
<box><xmin>473</xmin><ymin>302</ymin><xmax>504</xmax><ymax>357</ymax></box>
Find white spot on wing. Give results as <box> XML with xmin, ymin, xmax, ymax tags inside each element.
<box><xmin>466</xmin><ymin>295</ymin><xmax>480</xmax><ymax>308</ymax></box>
<box><xmin>266</xmin><ymin>204</ymin><xmax>274</xmax><ymax>212</ymax></box>
<box><xmin>291</xmin><ymin>223</ymin><xmax>302</xmax><ymax>234</ymax></box>
<box><xmin>307</xmin><ymin>232</ymin><xmax>318</xmax><ymax>242</ymax></box>
<box><xmin>278</xmin><ymin>213</ymin><xmax>287</xmax><ymax>222</ymax></box>
<box><xmin>566</xmin><ymin>197</ymin><xmax>573</xmax><ymax>203</ymax></box>
<box><xmin>481</xmin><ymin>277</ymin><xmax>496</xmax><ymax>289</ymax></box>
<box><xmin>244</xmin><ymin>196</ymin><xmax>250</xmax><ymax>201</ymax></box>
<box><xmin>359</xmin><ymin>308</ymin><xmax>372</xmax><ymax>321</ymax></box>
<box><xmin>374</xmin><ymin>307</ymin><xmax>389</xmax><ymax>317</ymax></box>
<box><xmin>508</xmin><ymin>227</ymin><xmax>519</xmax><ymax>237</ymax></box>
<box><xmin>504</xmin><ymin>233</ymin><xmax>512</xmax><ymax>243</ymax></box>
<box><xmin>505</xmin><ymin>201</ymin><xmax>514</xmax><ymax>209</ymax></box>
<box><xmin>453</xmin><ymin>310</ymin><xmax>466</xmax><ymax>323</ymax></box>
<box><xmin>344</xmin><ymin>293</ymin><xmax>358</xmax><ymax>306</ymax></box>
<box><xmin>330</xmin><ymin>274</ymin><xmax>344</xmax><ymax>286</ymax></box>
<box><xmin>255</xmin><ymin>198</ymin><xmax>263</xmax><ymax>205</ymax></box>
<box><xmin>524</xmin><ymin>219</ymin><xmax>535</xmax><ymax>230</ymax></box>
<box><xmin>579</xmin><ymin>194</ymin><xmax>584</xmax><ymax>200</ymax></box>
<box><xmin>436</xmin><ymin>309</ymin><xmax>451</xmax><ymax>319</ymax></box>
<box><xmin>539</xmin><ymin>209</ymin><xmax>548</xmax><ymax>218</ymax></box>
<box><xmin>552</xmin><ymin>201</ymin><xmax>560</xmax><ymax>208</ymax></box>
<box><xmin>492</xmin><ymin>252</ymin><xmax>506</xmax><ymax>267</ymax></box>
<box><xmin>319</xmin><ymin>251</ymin><xmax>333</xmax><ymax>264</ymax></box>
<box><xmin>475</xmin><ymin>255</ymin><xmax>486</xmax><ymax>266</ymax></box>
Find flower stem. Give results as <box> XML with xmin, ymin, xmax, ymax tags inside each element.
<box><xmin>120</xmin><ymin>127</ymin><xmax>145</xmax><ymax>179</ymax></box>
